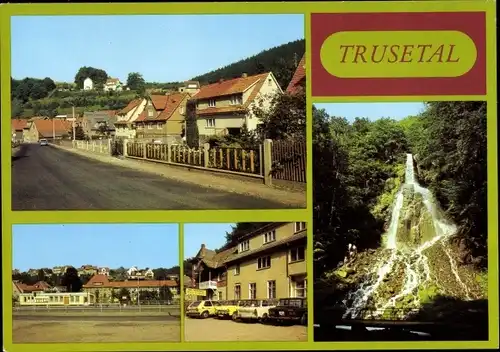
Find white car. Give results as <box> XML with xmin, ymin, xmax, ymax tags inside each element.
<box><xmin>237</xmin><ymin>299</ymin><xmax>278</xmax><ymax>322</ymax></box>
<box><xmin>39</xmin><ymin>139</ymin><xmax>48</xmax><ymax>146</ymax></box>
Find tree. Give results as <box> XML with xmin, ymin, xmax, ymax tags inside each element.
<box><xmin>118</xmin><ymin>288</ymin><xmax>131</xmax><ymax>303</ymax></box>
<box><xmin>11</xmin><ymin>99</ymin><xmax>24</xmax><ymax>118</ymax></box>
<box><xmin>74</xmin><ymin>125</ymin><xmax>86</xmax><ymax>140</ymax></box>
<box><xmin>159</xmin><ymin>285</ymin><xmax>173</xmax><ymax>302</ymax></box>
<box><xmin>185</xmin><ymin>100</ymin><xmax>199</xmax><ymax>148</ymax></box>
<box><xmin>37</xmin><ymin>269</ymin><xmax>46</xmax><ymax>282</ymax></box>
<box><xmin>61</xmin><ymin>267</ymin><xmax>83</xmax><ymax>292</ymax></box>
<box><xmin>126</xmin><ymin>72</ymin><xmax>146</xmax><ymax>94</ymax></box>
<box><xmin>252</xmin><ymin>89</ymin><xmax>306</xmax><ymax>141</ymax></box>
<box><xmin>74</xmin><ymin>66</ymin><xmax>108</xmax><ymax>89</ymax></box>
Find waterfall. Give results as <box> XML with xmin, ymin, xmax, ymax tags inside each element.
<box><xmin>342</xmin><ymin>153</ymin><xmax>470</xmax><ymax>320</ymax></box>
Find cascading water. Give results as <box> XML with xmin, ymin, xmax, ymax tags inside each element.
<box><xmin>342</xmin><ymin>154</ymin><xmax>471</xmax><ymax>320</ymax></box>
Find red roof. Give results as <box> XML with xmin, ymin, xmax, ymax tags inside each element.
<box><xmin>286</xmin><ymin>55</ymin><xmax>306</xmax><ymax>94</ymax></box>
<box><xmin>12</xmin><ymin>119</ymin><xmax>29</xmax><ymax>130</ymax></box>
<box><xmin>193</xmin><ymin>72</ymin><xmax>270</xmax><ymax>100</ymax></box>
<box><xmin>83</xmin><ymin>274</ymin><xmax>177</xmax><ymax>288</ymax></box>
<box><xmin>16</xmin><ymin>281</ymin><xmax>51</xmax><ymax>293</ymax></box>
<box><xmin>33</xmin><ymin>119</ymin><xmax>72</xmax><ymax>138</ymax></box>
<box><xmin>118</xmin><ymin>99</ymin><xmax>142</xmax><ymax>115</ymax></box>
<box><xmin>137</xmin><ymin>93</ymin><xmax>189</xmax><ymax>122</ymax></box>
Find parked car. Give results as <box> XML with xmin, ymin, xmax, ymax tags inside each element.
<box><xmin>39</xmin><ymin>139</ymin><xmax>48</xmax><ymax>146</ymax></box>
<box><xmin>268</xmin><ymin>298</ymin><xmax>307</xmax><ymax>325</ymax></box>
<box><xmin>215</xmin><ymin>300</ymin><xmax>245</xmax><ymax>320</ymax></box>
<box><xmin>237</xmin><ymin>299</ymin><xmax>278</xmax><ymax>322</ymax></box>
<box><xmin>185</xmin><ymin>300</ymin><xmax>221</xmax><ymax>319</ymax></box>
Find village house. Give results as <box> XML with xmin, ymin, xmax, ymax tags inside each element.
<box><xmin>114</xmin><ymin>98</ymin><xmax>147</xmax><ymax>139</ymax></box>
<box><xmin>78</xmin><ymin>265</ymin><xmax>98</xmax><ymax>276</ymax></box>
<box><xmin>177</xmin><ymin>81</ymin><xmax>201</xmax><ymax>95</ymax></box>
<box><xmin>103</xmin><ymin>78</ymin><xmax>123</xmax><ymax>92</ymax></box>
<box><xmin>286</xmin><ymin>55</ymin><xmax>306</xmax><ymax>95</ymax></box>
<box><xmin>11</xmin><ymin>119</ymin><xmax>29</xmax><ymax>142</ymax></box>
<box><xmin>127</xmin><ymin>266</ymin><xmax>154</xmax><ymax>280</ymax></box>
<box><xmin>83</xmin><ymin>77</ymin><xmax>94</xmax><ymax>91</ymax></box>
<box><xmin>52</xmin><ymin>266</ymin><xmax>70</xmax><ymax>275</ymax></box>
<box><xmin>190</xmin><ymin>72</ymin><xmax>282</xmax><ymax>140</ymax></box>
<box><xmin>134</xmin><ymin>93</ymin><xmax>190</xmax><ymax>143</ymax></box>
<box><xmin>81</xmin><ymin>110</ymin><xmax>117</xmax><ymax>139</ymax></box>
<box><xmin>189</xmin><ymin>222</ymin><xmax>307</xmax><ymax>301</ymax></box>
<box><xmin>13</xmin><ymin>280</ymin><xmax>52</xmax><ymax>301</ymax></box>
<box><xmin>98</xmin><ymin>267</ymin><xmax>110</xmax><ymax>276</ymax></box>
<box><xmin>23</xmin><ymin>118</ymin><xmax>72</xmax><ymax>142</ymax></box>
<box><xmin>82</xmin><ymin>274</ymin><xmax>180</xmax><ymax>303</ymax></box>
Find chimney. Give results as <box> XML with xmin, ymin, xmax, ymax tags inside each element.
<box><xmin>241</xmin><ymin>73</ymin><xmax>248</xmax><ymax>78</ymax></box>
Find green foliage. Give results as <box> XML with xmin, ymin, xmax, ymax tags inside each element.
<box><xmin>74</xmin><ymin>66</ymin><xmax>108</xmax><ymax>89</ymax></box>
<box><xmin>74</xmin><ymin>125</ymin><xmax>86</xmax><ymax>140</ymax></box>
<box><xmin>418</xmin><ymin>284</ymin><xmax>440</xmax><ymax>304</ymax></box>
<box><xmin>11</xmin><ymin>76</ymin><xmax>56</xmax><ymax>104</ymax></box>
<box><xmin>126</xmin><ymin>72</ymin><xmax>146</xmax><ymax>94</ymax></box>
<box><xmin>251</xmin><ymin>89</ymin><xmax>306</xmax><ymax>141</ymax></box>
<box><xmin>475</xmin><ymin>271</ymin><xmax>488</xmax><ymax>297</ymax></box>
<box><xmin>159</xmin><ymin>285</ymin><xmax>174</xmax><ymax>301</ymax></box>
<box><xmin>61</xmin><ymin>267</ymin><xmax>83</xmax><ymax>292</ymax></box>
<box><xmin>191</xmin><ymin>39</ymin><xmax>305</xmax><ymax>90</ymax></box>
<box><xmin>185</xmin><ymin>100</ymin><xmax>199</xmax><ymax>148</ymax></box>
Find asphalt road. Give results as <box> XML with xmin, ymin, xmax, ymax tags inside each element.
<box><xmin>14</xmin><ymin>314</ymin><xmax>179</xmax><ymax>322</ymax></box>
<box><xmin>12</xmin><ymin>144</ymin><xmax>287</xmax><ymax>210</ymax></box>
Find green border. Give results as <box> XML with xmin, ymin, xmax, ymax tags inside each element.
<box><xmin>1</xmin><ymin>1</ymin><xmax>498</xmax><ymax>351</ymax></box>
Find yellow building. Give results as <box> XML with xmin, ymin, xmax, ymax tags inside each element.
<box><xmin>189</xmin><ymin>222</ymin><xmax>307</xmax><ymax>301</ymax></box>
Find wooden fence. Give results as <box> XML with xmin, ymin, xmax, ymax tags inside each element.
<box><xmin>207</xmin><ymin>146</ymin><xmax>261</xmax><ymax>175</ymax></box>
<box><xmin>271</xmin><ymin>139</ymin><xmax>306</xmax><ymax>183</ymax></box>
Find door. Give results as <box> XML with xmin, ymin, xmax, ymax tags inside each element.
<box><xmin>63</xmin><ymin>296</ymin><xmax>70</xmax><ymax>305</ymax></box>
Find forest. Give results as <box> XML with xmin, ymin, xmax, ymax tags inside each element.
<box><xmin>313</xmin><ymin>101</ymin><xmax>487</xmax><ymax>289</ymax></box>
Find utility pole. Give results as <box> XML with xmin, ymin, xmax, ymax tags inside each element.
<box><xmin>72</xmin><ymin>106</ymin><xmax>76</xmax><ymax>141</ymax></box>
<box><xmin>52</xmin><ymin>117</ymin><xmax>56</xmax><ymax>140</ymax></box>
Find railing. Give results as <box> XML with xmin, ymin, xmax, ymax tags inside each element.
<box><xmin>13</xmin><ymin>304</ymin><xmax>180</xmax><ymax>313</ymax></box>
<box><xmin>73</xmin><ymin>139</ymin><xmax>112</xmax><ymax>155</ymax></box>
<box><xmin>198</xmin><ymin>280</ymin><xmax>218</xmax><ymax>290</ymax></box>
<box><xmin>207</xmin><ymin>146</ymin><xmax>261</xmax><ymax>175</ymax></box>
<box><xmin>271</xmin><ymin>139</ymin><xmax>306</xmax><ymax>183</ymax></box>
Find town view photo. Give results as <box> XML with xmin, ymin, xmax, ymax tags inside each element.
<box><xmin>312</xmin><ymin>102</ymin><xmax>488</xmax><ymax>341</ymax></box>
<box><xmin>10</xmin><ymin>14</ymin><xmax>307</xmax><ymax>210</ymax></box>
<box><xmin>12</xmin><ymin>223</ymin><xmax>183</xmax><ymax>343</ymax></box>
<box><xmin>183</xmin><ymin>222</ymin><xmax>308</xmax><ymax>342</ymax></box>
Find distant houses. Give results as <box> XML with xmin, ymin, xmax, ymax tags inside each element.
<box><xmin>83</xmin><ymin>77</ymin><xmax>94</xmax><ymax>91</ymax></box>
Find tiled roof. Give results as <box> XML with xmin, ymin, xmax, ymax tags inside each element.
<box><xmin>12</xmin><ymin>119</ymin><xmax>29</xmax><ymax>130</ymax></box>
<box><xmin>286</xmin><ymin>55</ymin><xmax>306</xmax><ymax>94</ymax></box>
<box><xmin>195</xmin><ymin>246</ymin><xmax>237</xmax><ymax>269</ymax></box>
<box><xmin>83</xmin><ymin>274</ymin><xmax>177</xmax><ymax>288</ymax></box>
<box><xmin>192</xmin><ymin>72</ymin><xmax>270</xmax><ymax>100</ymax></box>
<box><xmin>137</xmin><ymin>93</ymin><xmax>189</xmax><ymax>122</ymax></box>
<box><xmin>118</xmin><ymin>99</ymin><xmax>142</xmax><ymax>115</ymax></box>
<box><xmin>33</xmin><ymin>119</ymin><xmax>72</xmax><ymax>138</ymax></box>
<box><xmin>16</xmin><ymin>280</ymin><xmax>52</xmax><ymax>293</ymax></box>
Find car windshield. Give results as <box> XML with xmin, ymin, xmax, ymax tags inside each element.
<box><xmin>240</xmin><ymin>300</ymin><xmax>260</xmax><ymax>307</ymax></box>
<box><xmin>40</xmin><ymin>140</ymin><xmax>47</xmax><ymax>142</ymax></box>
<box><xmin>189</xmin><ymin>301</ymin><xmax>201</xmax><ymax>308</ymax></box>
<box><xmin>278</xmin><ymin>299</ymin><xmax>304</xmax><ymax>307</ymax></box>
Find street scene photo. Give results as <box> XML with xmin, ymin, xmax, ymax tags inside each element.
<box><xmin>10</xmin><ymin>14</ymin><xmax>307</xmax><ymax>210</ymax></box>
<box><xmin>12</xmin><ymin>223</ymin><xmax>182</xmax><ymax>343</ymax></box>
<box><xmin>183</xmin><ymin>222</ymin><xmax>308</xmax><ymax>341</ymax></box>
<box><xmin>312</xmin><ymin>102</ymin><xmax>488</xmax><ymax>341</ymax></box>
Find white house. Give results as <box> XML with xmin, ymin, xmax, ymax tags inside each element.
<box><xmin>103</xmin><ymin>78</ymin><xmax>123</xmax><ymax>92</ymax></box>
<box><xmin>83</xmin><ymin>77</ymin><xmax>94</xmax><ymax>91</ymax></box>
<box><xmin>114</xmin><ymin>98</ymin><xmax>147</xmax><ymax>139</ymax></box>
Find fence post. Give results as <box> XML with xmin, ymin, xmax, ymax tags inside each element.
<box><xmin>100</xmin><ymin>141</ymin><xmax>103</xmax><ymax>153</ymax></box>
<box><xmin>167</xmin><ymin>143</ymin><xmax>171</xmax><ymax>163</ymax></box>
<box><xmin>72</xmin><ymin>139</ymin><xmax>76</xmax><ymax>148</ymax></box>
<box><xmin>86</xmin><ymin>140</ymin><xmax>89</xmax><ymax>150</ymax></box>
<box><xmin>203</xmin><ymin>143</ymin><xmax>210</xmax><ymax>168</ymax></box>
<box><xmin>263</xmin><ymin>139</ymin><xmax>273</xmax><ymax>186</ymax></box>
<box><xmin>123</xmin><ymin>139</ymin><xmax>128</xmax><ymax>157</ymax></box>
<box><xmin>143</xmin><ymin>143</ymin><xmax>147</xmax><ymax>159</ymax></box>
<box><xmin>108</xmin><ymin>139</ymin><xmax>112</xmax><ymax>155</ymax></box>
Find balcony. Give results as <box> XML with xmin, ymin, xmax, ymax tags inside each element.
<box><xmin>198</xmin><ymin>280</ymin><xmax>217</xmax><ymax>290</ymax></box>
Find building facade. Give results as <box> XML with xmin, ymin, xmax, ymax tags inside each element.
<box><xmin>114</xmin><ymin>98</ymin><xmax>147</xmax><ymax>139</ymax></box>
<box><xmin>83</xmin><ymin>77</ymin><xmax>94</xmax><ymax>91</ymax></box>
<box><xmin>189</xmin><ymin>222</ymin><xmax>307</xmax><ymax>302</ymax></box>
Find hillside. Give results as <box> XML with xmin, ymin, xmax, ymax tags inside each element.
<box><xmin>191</xmin><ymin>39</ymin><xmax>305</xmax><ymax>89</ymax></box>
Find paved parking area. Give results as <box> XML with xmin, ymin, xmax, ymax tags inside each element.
<box><xmin>184</xmin><ymin>317</ymin><xmax>307</xmax><ymax>342</ymax></box>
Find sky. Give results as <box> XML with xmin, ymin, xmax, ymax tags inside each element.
<box><xmin>183</xmin><ymin>223</ymin><xmax>235</xmax><ymax>259</ymax></box>
<box><xmin>314</xmin><ymin>103</ymin><xmax>426</xmax><ymax>122</ymax></box>
<box><xmin>11</xmin><ymin>15</ymin><xmax>304</xmax><ymax>83</ymax></box>
<box><xmin>12</xmin><ymin>224</ymin><xmax>179</xmax><ymax>271</ymax></box>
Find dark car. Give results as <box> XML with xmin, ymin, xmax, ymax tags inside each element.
<box><xmin>268</xmin><ymin>298</ymin><xmax>307</xmax><ymax>325</ymax></box>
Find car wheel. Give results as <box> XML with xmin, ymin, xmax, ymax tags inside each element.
<box><xmin>231</xmin><ymin>312</ymin><xmax>238</xmax><ymax>321</ymax></box>
<box><xmin>300</xmin><ymin>313</ymin><xmax>307</xmax><ymax>326</ymax></box>
<box><xmin>201</xmin><ymin>311</ymin><xmax>209</xmax><ymax>319</ymax></box>
<box><xmin>261</xmin><ymin>313</ymin><xmax>268</xmax><ymax>323</ymax></box>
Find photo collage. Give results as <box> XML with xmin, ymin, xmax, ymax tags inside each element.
<box><xmin>1</xmin><ymin>1</ymin><xmax>497</xmax><ymax>351</ymax></box>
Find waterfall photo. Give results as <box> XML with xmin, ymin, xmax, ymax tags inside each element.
<box><xmin>312</xmin><ymin>102</ymin><xmax>488</xmax><ymax>341</ymax></box>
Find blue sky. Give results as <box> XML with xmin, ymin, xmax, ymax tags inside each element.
<box><xmin>183</xmin><ymin>223</ymin><xmax>235</xmax><ymax>259</ymax></box>
<box><xmin>12</xmin><ymin>224</ymin><xmax>179</xmax><ymax>271</ymax></box>
<box><xmin>11</xmin><ymin>15</ymin><xmax>304</xmax><ymax>82</ymax></box>
<box><xmin>314</xmin><ymin>103</ymin><xmax>426</xmax><ymax>122</ymax></box>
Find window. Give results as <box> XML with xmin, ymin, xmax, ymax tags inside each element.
<box><xmin>234</xmin><ymin>264</ymin><xmax>240</xmax><ymax>275</ymax></box>
<box><xmin>230</xmin><ymin>95</ymin><xmax>243</xmax><ymax>105</ymax></box>
<box><xmin>263</xmin><ymin>229</ymin><xmax>276</xmax><ymax>244</ymax></box>
<box><xmin>179</xmin><ymin>106</ymin><xmax>184</xmax><ymax>114</ymax></box>
<box><xmin>206</xmin><ymin>118</ymin><xmax>216</xmax><ymax>128</ymax></box>
<box><xmin>147</xmin><ymin>123</ymin><xmax>153</xmax><ymax>129</ymax></box>
<box><xmin>234</xmin><ymin>284</ymin><xmax>241</xmax><ymax>300</ymax></box>
<box><xmin>148</xmin><ymin>109</ymin><xmax>153</xmax><ymax>117</ymax></box>
<box><xmin>290</xmin><ymin>246</ymin><xmax>305</xmax><ymax>262</ymax></box>
<box><xmin>267</xmin><ymin>280</ymin><xmax>276</xmax><ymax>299</ymax></box>
<box><xmin>257</xmin><ymin>256</ymin><xmax>271</xmax><ymax>269</ymax></box>
<box><xmin>294</xmin><ymin>279</ymin><xmax>306</xmax><ymax>298</ymax></box>
<box><xmin>267</xmin><ymin>78</ymin><xmax>272</xmax><ymax>86</ymax></box>
<box><xmin>156</xmin><ymin>123</ymin><xmax>162</xmax><ymax>129</ymax></box>
<box><xmin>238</xmin><ymin>240</ymin><xmax>249</xmax><ymax>253</ymax></box>
<box><xmin>204</xmin><ymin>301</ymin><xmax>212</xmax><ymax>307</ymax></box>
<box><xmin>294</xmin><ymin>222</ymin><xmax>307</xmax><ymax>233</ymax></box>
<box><xmin>208</xmin><ymin>99</ymin><xmax>216</xmax><ymax>107</ymax></box>
<box><xmin>249</xmin><ymin>283</ymin><xmax>256</xmax><ymax>299</ymax></box>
